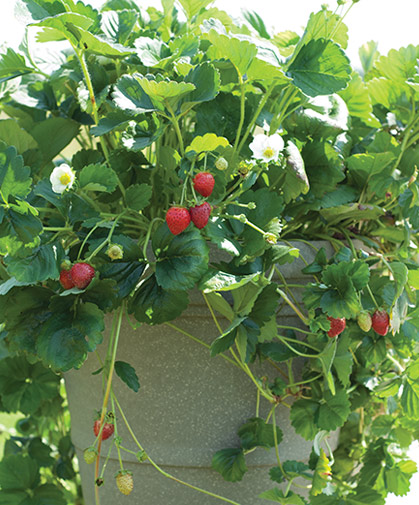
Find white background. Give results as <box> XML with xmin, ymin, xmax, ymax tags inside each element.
<box><xmin>0</xmin><ymin>1</ymin><xmax>418</xmax><ymax>503</ymax></box>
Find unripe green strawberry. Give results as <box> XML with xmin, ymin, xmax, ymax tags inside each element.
<box><xmin>215</xmin><ymin>157</ymin><xmax>228</xmax><ymax>171</ymax></box>
<box><xmin>116</xmin><ymin>470</ymin><xmax>134</xmax><ymax>495</ymax></box>
<box><xmin>83</xmin><ymin>447</ymin><xmax>97</xmax><ymax>464</ymax></box>
<box><xmin>357</xmin><ymin>311</ymin><xmax>372</xmax><ymax>332</ymax></box>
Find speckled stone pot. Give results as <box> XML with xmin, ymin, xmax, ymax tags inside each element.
<box><xmin>64</xmin><ymin>241</ymin><xmax>337</xmax><ymax>505</ymax></box>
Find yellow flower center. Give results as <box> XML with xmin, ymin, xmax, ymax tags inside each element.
<box><xmin>263</xmin><ymin>147</ymin><xmax>275</xmax><ymax>158</ymax></box>
<box><xmin>59</xmin><ymin>173</ymin><xmax>72</xmax><ymax>185</ymax></box>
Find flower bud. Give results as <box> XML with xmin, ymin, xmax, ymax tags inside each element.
<box><xmin>264</xmin><ymin>232</ymin><xmax>277</xmax><ymax>245</ymax></box>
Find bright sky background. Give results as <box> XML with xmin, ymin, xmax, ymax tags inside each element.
<box><xmin>0</xmin><ymin>1</ymin><xmax>418</xmax><ymax>502</ymax></box>
<box><xmin>0</xmin><ymin>0</ymin><xmax>418</xmax><ymax>69</ymax></box>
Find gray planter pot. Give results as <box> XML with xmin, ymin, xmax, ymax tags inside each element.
<box><xmin>64</xmin><ymin>241</ymin><xmax>337</xmax><ymax>505</ymax></box>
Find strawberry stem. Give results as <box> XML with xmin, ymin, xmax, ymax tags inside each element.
<box><xmin>112</xmin><ymin>394</ymin><xmax>244</xmax><ymax>505</ymax></box>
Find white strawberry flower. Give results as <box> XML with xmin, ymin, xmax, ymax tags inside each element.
<box><xmin>50</xmin><ymin>164</ymin><xmax>76</xmax><ymax>194</ymax></box>
<box><xmin>249</xmin><ymin>133</ymin><xmax>284</xmax><ymax>163</ymax></box>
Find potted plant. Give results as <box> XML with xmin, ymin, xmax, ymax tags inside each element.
<box><xmin>0</xmin><ymin>0</ymin><xmax>418</xmax><ymax>504</ymax></box>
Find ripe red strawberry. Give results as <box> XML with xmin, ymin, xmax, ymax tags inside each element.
<box><xmin>193</xmin><ymin>172</ymin><xmax>215</xmax><ymax>197</ymax></box>
<box><xmin>190</xmin><ymin>202</ymin><xmax>211</xmax><ymax>229</ymax></box>
<box><xmin>357</xmin><ymin>311</ymin><xmax>372</xmax><ymax>332</ymax></box>
<box><xmin>327</xmin><ymin>316</ymin><xmax>346</xmax><ymax>338</ymax></box>
<box><xmin>59</xmin><ymin>269</ymin><xmax>75</xmax><ymax>290</ymax></box>
<box><xmin>116</xmin><ymin>470</ymin><xmax>134</xmax><ymax>495</ymax></box>
<box><xmin>166</xmin><ymin>206</ymin><xmax>191</xmax><ymax>235</ymax></box>
<box><xmin>371</xmin><ymin>309</ymin><xmax>390</xmax><ymax>336</ymax></box>
<box><xmin>93</xmin><ymin>419</ymin><xmax>114</xmax><ymax>441</ymax></box>
<box><xmin>70</xmin><ymin>262</ymin><xmax>95</xmax><ymax>289</ymax></box>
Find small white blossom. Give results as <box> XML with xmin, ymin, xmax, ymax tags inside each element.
<box><xmin>50</xmin><ymin>164</ymin><xmax>76</xmax><ymax>194</ymax></box>
<box><xmin>249</xmin><ymin>133</ymin><xmax>284</xmax><ymax>163</ymax></box>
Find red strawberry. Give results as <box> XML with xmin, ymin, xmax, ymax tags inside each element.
<box><xmin>327</xmin><ymin>316</ymin><xmax>346</xmax><ymax>338</ymax></box>
<box><xmin>193</xmin><ymin>172</ymin><xmax>215</xmax><ymax>197</ymax></box>
<box><xmin>59</xmin><ymin>269</ymin><xmax>75</xmax><ymax>290</ymax></box>
<box><xmin>93</xmin><ymin>419</ymin><xmax>114</xmax><ymax>441</ymax></box>
<box><xmin>190</xmin><ymin>202</ymin><xmax>211</xmax><ymax>229</ymax></box>
<box><xmin>70</xmin><ymin>262</ymin><xmax>95</xmax><ymax>289</ymax></box>
<box><xmin>371</xmin><ymin>309</ymin><xmax>390</xmax><ymax>336</ymax></box>
<box><xmin>166</xmin><ymin>207</ymin><xmax>191</xmax><ymax>235</ymax></box>
<box><xmin>116</xmin><ymin>470</ymin><xmax>134</xmax><ymax>495</ymax></box>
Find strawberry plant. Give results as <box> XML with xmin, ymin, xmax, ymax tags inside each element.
<box><xmin>0</xmin><ymin>1</ymin><xmax>418</xmax><ymax>505</ymax></box>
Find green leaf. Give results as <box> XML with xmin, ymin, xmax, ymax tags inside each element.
<box><xmin>205</xmin><ymin>30</ymin><xmax>258</xmax><ymax>77</ymax></box>
<box><xmin>100</xmin><ymin>260</ymin><xmax>145</xmax><ymax>299</ymax></box>
<box><xmin>316</xmin><ymin>389</ymin><xmax>351</xmax><ymax>431</ymax></box>
<box><xmin>73</xmin><ymin>302</ymin><xmax>104</xmax><ymax>352</ymax></box>
<box><xmin>302</xmin><ymin>10</ymin><xmax>348</xmax><ymax>49</ymax></box>
<box><xmin>203</xmin><ymin>292</ymin><xmax>234</xmax><ymax>321</ymax></box>
<box><xmin>0</xmin><ymin>356</ymin><xmax>60</xmax><ymax>414</ymax></box>
<box><xmin>125</xmin><ymin>184</ymin><xmax>152</xmax><ymax>211</ymax></box>
<box><xmin>259</xmin><ymin>489</ymin><xmax>306</xmax><ymax>504</ymax></box>
<box><xmin>183</xmin><ymin>62</ymin><xmax>220</xmax><ymax>105</ymax></box>
<box><xmin>186</xmin><ymin>133</ymin><xmax>229</xmax><ymax>156</ymax></box>
<box><xmin>4</xmin><ymin>243</ymin><xmax>63</xmax><ymax>283</ymax></box>
<box><xmin>0</xmin><ymin>454</ymin><xmax>39</xmax><ymax>490</ymax></box>
<box><xmin>318</xmin><ymin>339</ymin><xmax>337</xmax><ymax>395</ymax></box>
<box><xmin>290</xmin><ymin>399</ymin><xmax>318</xmax><ymax>440</ymax></box>
<box><xmin>115</xmin><ymin>361</ymin><xmax>140</xmax><ymax>392</ymax></box>
<box><xmin>333</xmin><ymin>333</ymin><xmax>354</xmax><ymax>387</ymax></box>
<box><xmin>283</xmin><ymin>140</ymin><xmax>309</xmax><ymax>202</ymax></box>
<box><xmin>90</xmin><ymin>110</ymin><xmax>132</xmax><ymax>136</ymax></box>
<box><xmin>28</xmin><ymin>438</ymin><xmax>54</xmax><ymax>467</ymax></box>
<box><xmin>211</xmin><ymin>448</ymin><xmax>247</xmax><ymax>482</ymax></box>
<box><xmin>0</xmin><ymin>205</ymin><xmax>43</xmax><ymax>255</ymax></box>
<box><xmin>134</xmin><ymin>37</ymin><xmax>170</xmax><ymax>67</ymax></box>
<box><xmin>30</xmin><ymin>117</ymin><xmax>80</xmax><ymax>163</ymax></box>
<box><xmin>320</xmin><ymin>261</ymin><xmax>369</xmax><ymax>318</ymax></box>
<box><xmin>210</xmin><ymin>317</ymin><xmax>244</xmax><ymax>357</ymax></box>
<box><xmin>249</xmin><ymin>283</ymin><xmax>280</xmax><ymax>326</ymax></box>
<box><xmin>101</xmin><ymin>9</ymin><xmax>139</xmax><ymax>45</ymax></box>
<box><xmin>287</xmin><ymin>39</ymin><xmax>351</xmax><ymax>96</ymax></box>
<box><xmin>178</xmin><ymin>0</ymin><xmax>213</xmax><ymax>19</ymax></box>
<box><xmin>30</xmin><ymin>12</ymin><xmax>94</xmax><ymax>41</ymax></box>
<box><xmin>319</xmin><ymin>203</ymin><xmax>385</xmax><ymax>226</ymax></box>
<box><xmin>238</xmin><ymin>417</ymin><xmax>283</xmax><ymax>450</ymax></box>
<box><xmin>129</xmin><ymin>274</ymin><xmax>189</xmax><ymax>325</ymax></box>
<box><xmin>0</xmin><ymin>143</ymin><xmax>32</xmax><ymax>203</ymax></box>
<box><xmin>0</xmin><ymin>48</ymin><xmax>33</xmax><ymax>82</ymax></box>
<box><xmin>339</xmin><ymin>72</ymin><xmax>380</xmax><ymax>127</ymax></box>
<box><xmin>282</xmin><ymin>461</ymin><xmax>312</xmax><ymax>480</ymax></box>
<box><xmin>0</xmin><ymin>120</ymin><xmax>37</xmax><ymax>153</ymax></box>
<box><xmin>137</xmin><ymin>75</ymin><xmax>195</xmax><ymax>108</ymax></box>
<box><xmin>79</xmin><ymin>163</ymin><xmax>119</xmax><ymax>193</ymax></box>
<box><xmin>199</xmin><ymin>271</ymin><xmax>259</xmax><ymax>293</ymax></box>
<box><xmin>285</xmin><ymin>94</ymin><xmax>349</xmax><ymax>141</ymax></box>
<box><xmin>384</xmin><ymin>460</ymin><xmax>417</xmax><ymax>496</ymax></box>
<box><xmin>243</xmin><ymin>10</ymin><xmax>270</xmax><ymax>39</ymax></box>
<box><xmin>303</xmin><ymin>140</ymin><xmax>345</xmax><ymax>197</ymax></box>
<box><xmin>31</xmin><ymin>484</ymin><xmax>67</xmax><ymax>505</ymax></box>
<box><xmin>112</xmin><ymin>74</ymin><xmax>158</xmax><ymax>113</ymax></box>
<box><xmin>153</xmin><ymin>224</ymin><xmax>209</xmax><ymax>292</ymax></box>
<box><xmin>311</xmin><ymin>449</ymin><xmax>331</xmax><ymax>496</ymax></box>
<box><xmin>346</xmin><ymin>487</ymin><xmax>385</xmax><ymax>505</ymax></box>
